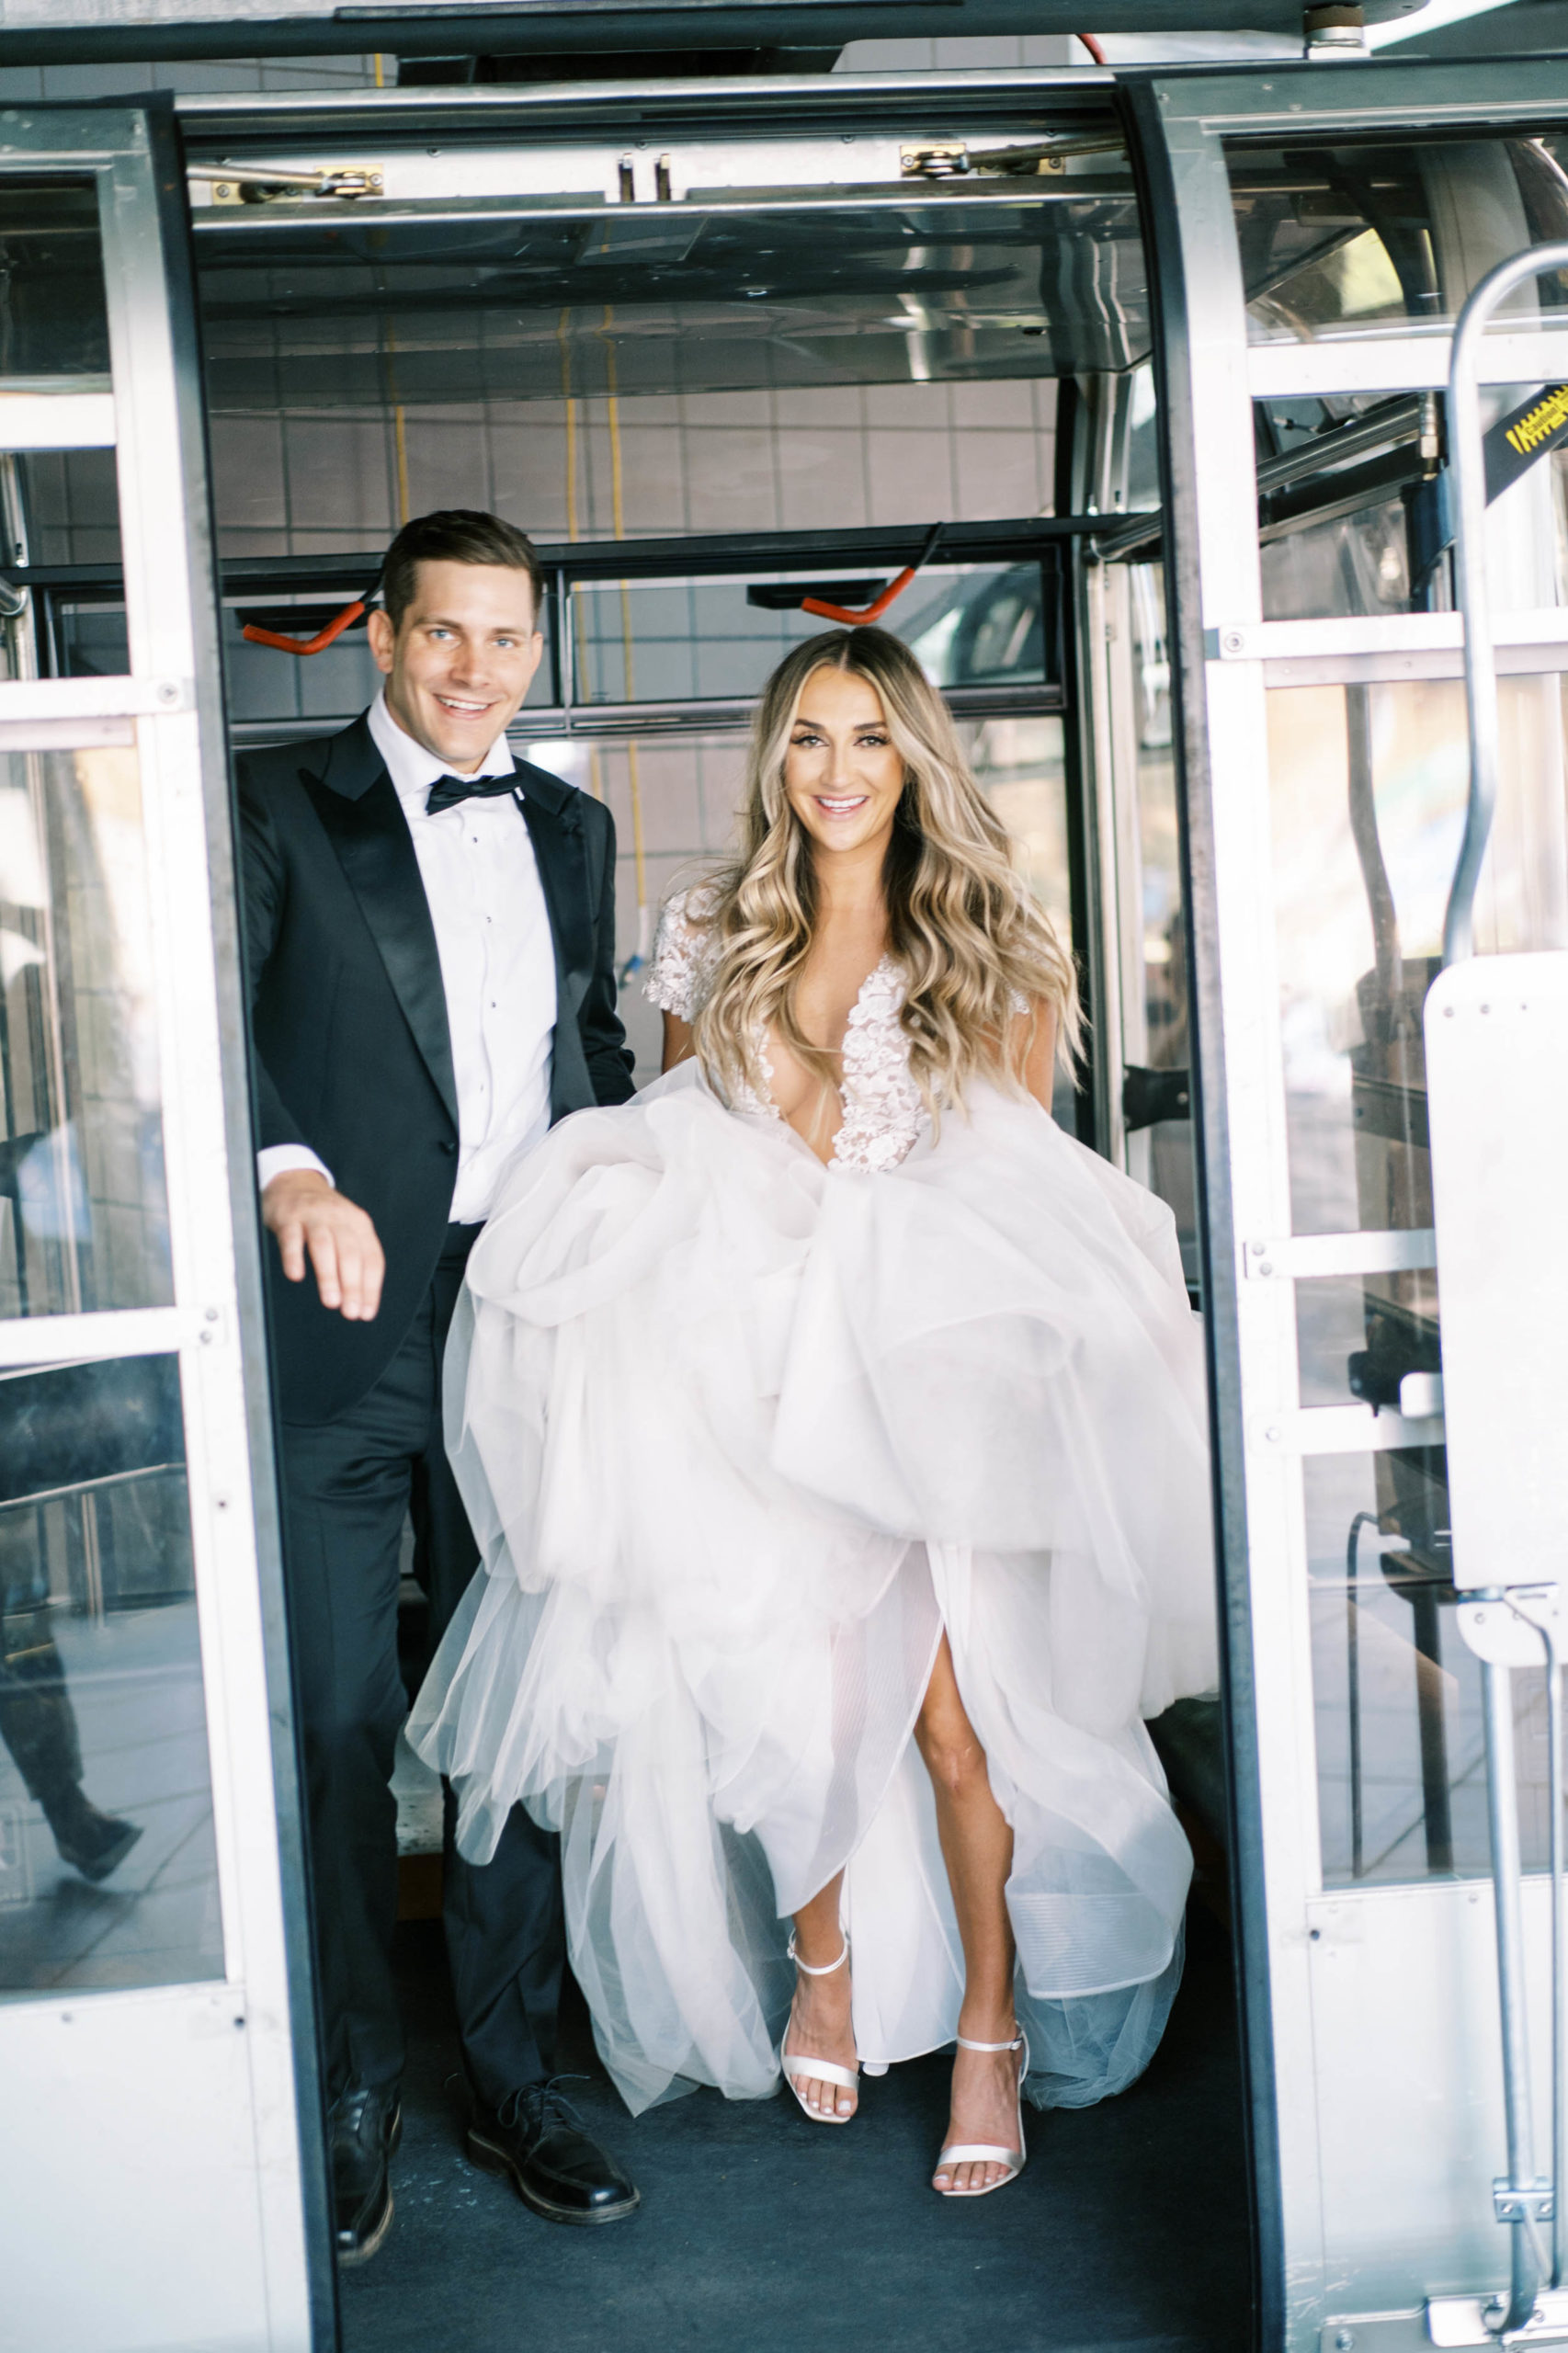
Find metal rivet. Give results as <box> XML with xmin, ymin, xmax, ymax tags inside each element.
<box><xmin>1257</xmin><ymin>1261</ymin><xmax>1272</xmax><ymax>1277</ymax></box>
<box><xmin>1335</xmin><ymin>2333</ymin><xmax>1356</xmax><ymax>2352</ymax></box>
<box><xmin>1265</xmin><ymin>1424</ymin><xmax>1281</xmax><ymax>1443</ymax></box>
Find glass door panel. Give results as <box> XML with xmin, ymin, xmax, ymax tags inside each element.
<box><xmin>0</xmin><ymin>105</ymin><xmax>321</xmax><ymax>2353</ymax></box>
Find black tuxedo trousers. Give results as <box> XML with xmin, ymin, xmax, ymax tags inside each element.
<box><xmin>280</xmin><ymin>1224</ymin><xmax>562</xmax><ymax>2104</ymax></box>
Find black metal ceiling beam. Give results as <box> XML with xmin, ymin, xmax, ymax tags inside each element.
<box><xmin>15</xmin><ymin>517</ymin><xmax>1096</xmax><ymax>600</ymax></box>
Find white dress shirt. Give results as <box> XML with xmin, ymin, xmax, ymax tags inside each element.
<box><xmin>256</xmin><ymin>689</ymin><xmax>560</xmax><ymax>1225</ymax></box>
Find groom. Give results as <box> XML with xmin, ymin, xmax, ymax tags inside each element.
<box><xmin>237</xmin><ymin>510</ymin><xmax>639</xmax><ymax>2261</ymax></box>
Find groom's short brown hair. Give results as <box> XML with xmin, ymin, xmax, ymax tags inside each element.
<box><xmin>381</xmin><ymin>509</ymin><xmax>543</xmax><ymax>630</ymax></box>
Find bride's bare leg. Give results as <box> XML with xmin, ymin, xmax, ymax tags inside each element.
<box><xmin>787</xmin><ymin>1873</ymin><xmax>858</xmax><ymax>2119</ymax></box>
<box><xmin>915</xmin><ymin>1636</ymin><xmax>1021</xmax><ymax>2194</ymax></box>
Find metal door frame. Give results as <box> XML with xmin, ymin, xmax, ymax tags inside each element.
<box><xmin>0</xmin><ymin>99</ymin><xmax>330</xmax><ymax>2353</ymax></box>
<box><xmin>1123</xmin><ymin>55</ymin><xmax>1568</xmax><ymax>2352</ymax></box>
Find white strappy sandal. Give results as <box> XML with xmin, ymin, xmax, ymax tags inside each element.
<box><xmin>932</xmin><ymin>2029</ymin><xmax>1029</xmax><ymax>2197</ymax></box>
<box><xmin>779</xmin><ymin>1930</ymin><xmax>859</xmax><ymax>2124</ymax></box>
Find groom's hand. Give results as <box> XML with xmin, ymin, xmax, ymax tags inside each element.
<box><xmin>261</xmin><ymin>1169</ymin><xmax>385</xmax><ymax>1321</ymax></box>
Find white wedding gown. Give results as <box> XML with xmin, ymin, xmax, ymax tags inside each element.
<box><xmin>410</xmin><ymin>892</ymin><xmax>1219</xmax><ymax>2118</ymax></box>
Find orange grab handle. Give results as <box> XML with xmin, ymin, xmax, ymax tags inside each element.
<box><xmin>800</xmin><ymin>566</ymin><xmax>918</xmax><ymax>627</ymax></box>
<box><xmin>242</xmin><ymin>597</ymin><xmax>367</xmax><ymax>655</ymax></box>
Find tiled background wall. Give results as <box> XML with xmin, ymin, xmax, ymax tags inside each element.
<box><xmin>206</xmin><ymin>380</ymin><xmax>1059</xmax><ymax>565</ymax></box>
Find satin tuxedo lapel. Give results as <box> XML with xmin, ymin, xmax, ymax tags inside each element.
<box><xmin>300</xmin><ymin>716</ymin><xmax>460</xmax><ymax>1131</ymax></box>
<box><xmin>516</xmin><ymin>761</ymin><xmax>592</xmax><ymax>1013</ymax></box>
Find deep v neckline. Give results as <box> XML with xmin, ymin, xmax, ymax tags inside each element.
<box><xmin>761</xmin><ymin>955</ymin><xmax>901</xmax><ymax>1167</ymax></box>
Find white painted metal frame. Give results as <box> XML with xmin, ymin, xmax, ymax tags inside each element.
<box><xmin>1149</xmin><ymin>57</ymin><xmax>1568</xmax><ymax>2353</ymax></box>
<box><xmin>0</xmin><ymin>109</ymin><xmax>317</xmax><ymax>2353</ymax></box>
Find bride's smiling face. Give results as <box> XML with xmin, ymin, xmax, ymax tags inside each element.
<box><xmin>782</xmin><ymin>665</ymin><xmax>907</xmax><ymax>859</ymax></box>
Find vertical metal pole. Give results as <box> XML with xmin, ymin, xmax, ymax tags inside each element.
<box><xmin>1481</xmin><ymin>1653</ymin><xmax>1541</xmax><ymax>2332</ymax></box>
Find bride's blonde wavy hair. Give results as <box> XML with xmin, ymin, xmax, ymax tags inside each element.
<box><xmin>690</xmin><ymin>625</ymin><xmax>1082</xmax><ymax>1117</ymax></box>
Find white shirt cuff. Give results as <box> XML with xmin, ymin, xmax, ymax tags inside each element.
<box><xmin>257</xmin><ymin>1144</ymin><xmax>335</xmax><ymax>1195</ymax></box>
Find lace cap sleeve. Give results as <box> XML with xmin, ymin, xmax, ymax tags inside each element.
<box><xmin>644</xmin><ymin>886</ymin><xmax>717</xmax><ymax>1022</ymax></box>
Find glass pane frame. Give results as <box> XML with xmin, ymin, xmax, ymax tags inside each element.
<box><xmin>1136</xmin><ymin>54</ymin><xmax>1568</xmax><ymax>2346</ymax></box>
<box><xmin>0</xmin><ymin>105</ymin><xmax>323</xmax><ymax>2352</ymax></box>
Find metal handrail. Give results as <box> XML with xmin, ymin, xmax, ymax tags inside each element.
<box><xmin>1442</xmin><ymin>240</ymin><xmax>1568</xmax><ymax>969</ymax></box>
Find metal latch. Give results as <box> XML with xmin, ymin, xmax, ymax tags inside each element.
<box><xmin>1497</xmin><ymin>2180</ymin><xmax>1557</xmax><ymax>2226</ymax></box>
<box><xmin>189</xmin><ymin>161</ymin><xmax>383</xmax><ymax>203</ymax></box>
<box><xmin>901</xmin><ymin>143</ymin><xmax>969</xmax><ymax>179</ymax></box>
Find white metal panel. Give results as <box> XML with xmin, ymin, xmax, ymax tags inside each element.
<box><xmin>0</xmin><ymin>390</ymin><xmax>114</xmax><ymax>448</ymax></box>
<box><xmin>0</xmin><ymin>1985</ymin><xmax>273</xmax><ymax>2353</ymax></box>
<box><xmin>1307</xmin><ymin>1878</ymin><xmax>1560</xmax><ymax>2318</ymax></box>
<box><xmin>1425</xmin><ymin>952</ymin><xmax>1568</xmax><ymax>1591</ymax></box>
<box><xmin>1248</xmin><ymin>330</ymin><xmax>1568</xmax><ymax>399</ymax></box>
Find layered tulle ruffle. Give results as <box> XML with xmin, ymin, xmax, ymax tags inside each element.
<box><xmin>410</xmin><ymin>1065</ymin><xmax>1218</xmax><ymax>2115</ymax></box>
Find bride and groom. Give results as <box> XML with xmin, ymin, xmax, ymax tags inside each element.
<box><xmin>241</xmin><ymin>506</ymin><xmax>1217</xmax><ymax>2264</ymax></box>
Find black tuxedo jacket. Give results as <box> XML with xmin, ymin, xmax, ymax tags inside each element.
<box><xmin>236</xmin><ymin>712</ymin><xmax>635</xmax><ymax>1426</ymax></box>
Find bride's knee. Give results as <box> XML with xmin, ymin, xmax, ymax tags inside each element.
<box><xmin>914</xmin><ymin>1707</ymin><xmax>990</xmax><ymax>1801</ymax></box>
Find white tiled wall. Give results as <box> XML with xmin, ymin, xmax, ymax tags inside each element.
<box><xmin>203</xmin><ymin>381</ymin><xmax>1057</xmax><ymax>565</ymax></box>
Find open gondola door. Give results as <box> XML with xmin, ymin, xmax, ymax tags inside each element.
<box><xmin>0</xmin><ymin>104</ymin><xmax>326</xmax><ymax>2353</ymax></box>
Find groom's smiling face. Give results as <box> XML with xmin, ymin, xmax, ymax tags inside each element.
<box><xmin>368</xmin><ymin>558</ymin><xmax>544</xmax><ymax>774</ymax></box>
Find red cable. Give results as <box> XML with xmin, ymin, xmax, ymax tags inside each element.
<box><xmin>1077</xmin><ymin>31</ymin><xmax>1108</xmax><ymax>63</ymax></box>
<box><xmin>800</xmin><ymin>566</ymin><xmax>920</xmax><ymax>627</ymax></box>
<box><xmin>242</xmin><ymin>597</ymin><xmax>368</xmax><ymax>655</ymax></box>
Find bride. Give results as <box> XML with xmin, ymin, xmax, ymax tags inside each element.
<box><xmin>410</xmin><ymin>624</ymin><xmax>1217</xmax><ymax>2199</ymax></box>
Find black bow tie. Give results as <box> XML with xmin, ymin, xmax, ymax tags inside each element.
<box><xmin>425</xmin><ymin>770</ymin><xmax>517</xmax><ymax>816</ymax></box>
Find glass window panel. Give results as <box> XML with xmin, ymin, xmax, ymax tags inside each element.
<box><xmin>1119</xmin><ymin>563</ymin><xmax>1198</xmax><ymax>1286</ymax></box>
<box><xmin>217</xmin><ymin>597</ymin><xmax>554</xmax><ymax>733</ymax></box>
<box><xmin>1256</xmin><ymin>398</ymin><xmax>1568</xmax><ymax>623</ymax></box>
<box><xmin>1306</xmin><ymin>1449</ymin><xmax>1554</xmax><ymax>1889</ymax></box>
<box><xmin>1268</xmin><ymin>674</ymin><xmax>1568</xmax><ymax>1234</ymax></box>
<box><xmin>0</xmin><ymin>181</ymin><xmax>109</xmax><ymax>379</ymax></box>
<box><xmin>1227</xmin><ymin>134</ymin><xmax>1568</xmax><ymax>349</ymax></box>
<box><xmin>0</xmin><ymin>743</ymin><xmax>172</xmax><ymax>1315</ymax></box>
<box><xmin>197</xmin><ymin>189</ymin><xmax>1146</xmax><ymax>411</ymax></box>
<box><xmin>1296</xmin><ymin>1268</ymin><xmax>1440</xmax><ymax>1412</ymax></box>
<box><xmin>17</xmin><ymin>448</ymin><xmax>120</xmax><ymax>573</ymax></box>
<box><xmin>570</xmin><ymin>563</ymin><xmax>1051</xmax><ymax>709</ymax></box>
<box><xmin>0</xmin><ymin>1354</ymin><xmax>223</xmax><ymax>1993</ymax></box>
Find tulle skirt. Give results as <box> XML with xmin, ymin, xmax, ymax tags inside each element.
<box><xmin>409</xmin><ymin>1064</ymin><xmax>1218</xmax><ymax>2117</ymax></box>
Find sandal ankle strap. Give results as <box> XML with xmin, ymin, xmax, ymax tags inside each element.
<box><xmin>787</xmin><ymin>1928</ymin><xmax>850</xmax><ymax>1977</ymax></box>
<box><xmin>955</xmin><ymin>2030</ymin><xmax>1024</xmax><ymax>2052</ymax></box>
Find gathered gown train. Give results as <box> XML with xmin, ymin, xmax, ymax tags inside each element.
<box><xmin>410</xmin><ymin>899</ymin><xmax>1220</xmax><ymax>2118</ymax></box>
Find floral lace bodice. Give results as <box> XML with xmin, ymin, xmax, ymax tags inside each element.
<box><xmin>644</xmin><ymin>888</ymin><xmax>927</xmax><ymax>1174</ymax></box>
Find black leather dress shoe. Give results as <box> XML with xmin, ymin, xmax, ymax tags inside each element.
<box><xmin>331</xmin><ymin>2082</ymin><xmax>402</xmax><ymax>2265</ymax></box>
<box><xmin>43</xmin><ymin>1784</ymin><xmax>142</xmax><ymax>1883</ymax></box>
<box><xmin>467</xmin><ymin>2078</ymin><xmax>639</xmax><ymax>2227</ymax></box>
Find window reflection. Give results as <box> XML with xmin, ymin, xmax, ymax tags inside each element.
<box><xmin>1267</xmin><ymin>675</ymin><xmax>1568</xmax><ymax>1235</ymax></box>
<box><xmin>1307</xmin><ymin>1451</ymin><xmax>1557</xmax><ymax>1889</ymax></box>
<box><xmin>570</xmin><ymin>562</ymin><xmax>1053</xmax><ymax>710</ymax></box>
<box><xmin>0</xmin><ymin>1355</ymin><xmax>222</xmax><ymax>1994</ymax></box>
<box><xmin>0</xmin><ymin>744</ymin><xmax>172</xmax><ymax>1317</ymax></box>
<box><xmin>1227</xmin><ymin>134</ymin><xmax>1568</xmax><ymax>347</ymax></box>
